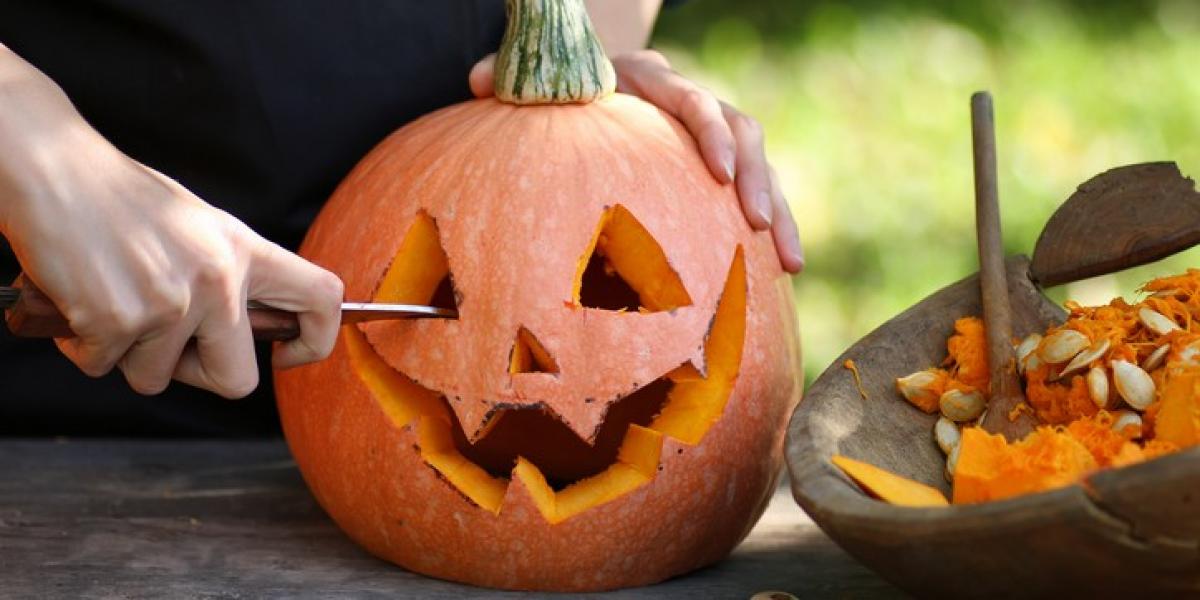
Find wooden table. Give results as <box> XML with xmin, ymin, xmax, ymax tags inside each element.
<box><xmin>0</xmin><ymin>439</ymin><xmax>900</xmax><ymax>598</ymax></box>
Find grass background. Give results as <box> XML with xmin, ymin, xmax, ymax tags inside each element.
<box><xmin>653</xmin><ymin>0</ymin><xmax>1200</xmax><ymax>386</ymax></box>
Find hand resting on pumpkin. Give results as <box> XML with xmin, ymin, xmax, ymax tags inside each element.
<box><xmin>0</xmin><ymin>44</ymin><xmax>343</xmax><ymax>398</ymax></box>
<box><xmin>469</xmin><ymin>49</ymin><xmax>805</xmax><ymax>275</ymax></box>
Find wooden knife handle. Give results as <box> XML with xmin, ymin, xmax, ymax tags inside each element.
<box><xmin>5</xmin><ymin>275</ymin><xmax>302</xmax><ymax>342</ymax></box>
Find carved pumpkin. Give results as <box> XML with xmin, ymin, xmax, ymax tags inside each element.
<box><xmin>275</xmin><ymin>0</ymin><xmax>801</xmax><ymax>591</ymax></box>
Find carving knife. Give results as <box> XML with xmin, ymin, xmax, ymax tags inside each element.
<box><xmin>0</xmin><ymin>279</ymin><xmax>455</xmax><ymax>342</ymax></box>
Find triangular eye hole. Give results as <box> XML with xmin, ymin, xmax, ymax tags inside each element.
<box><xmin>573</xmin><ymin>205</ymin><xmax>692</xmax><ymax>312</ymax></box>
<box><xmin>374</xmin><ymin>210</ymin><xmax>460</xmax><ymax>311</ymax></box>
<box><xmin>509</xmin><ymin>326</ymin><xmax>559</xmax><ymax>374</ymax></box>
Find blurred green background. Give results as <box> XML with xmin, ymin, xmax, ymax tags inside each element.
<box><xmin>652</xmin><ymin>0</ymin><xmax>1200</xmax><ymax>387</ymax></box>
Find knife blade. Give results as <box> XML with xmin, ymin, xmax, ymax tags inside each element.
<box><xmin>1</xmin><ymin>283</ymin><xmax>455</xmax><ymax>342</ymax></box>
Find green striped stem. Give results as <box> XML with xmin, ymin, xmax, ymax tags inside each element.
<box><xmin>493</xmin><ymin>0</ymin><xmax>616</xmax><ymax>105</ymax></box>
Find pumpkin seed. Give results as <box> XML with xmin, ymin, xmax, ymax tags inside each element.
<box><xmin>933</xmin><ymin>416</ymin><xmax>961</xmax><ymax>455</ymax></box>
<box><xmin>1142</xmin><ymin>344</ymin><xmax>1170</xmax><ymax>372</ymax></box>
<box><xmin>1151</xmin><ymin>288</ymin><xmax>1180</xmax><ymax>298</ymax></box>
<box><xmin>1039</xmin><ymin>329</ymin><xmax>1090</xmax><ymax>364</ymax></box>
<box><xmin>1111</xmin><ymin>359</ymin><xmax>1155</xmax><ymax>410</ymax></box>
<box><xmin>1054</xmin><ymin>338</ymin><xmax>1110</xmax><ymax>380</ymax></box>
<box><xmin>897</xmin><ymin>370</ymin><xmax>940</xmax><ymax>405</ymax></box>
<box><xmin>1138</xmin><ymin>307</ymin><xmax>1180</xmax><ymax>336</ymax></box>
<box><xmin>1086</xmin><ymin>366</ymin><xmax>1109</xmax><ymax>409</ymax></box>
<box><xmin>1178</xmin><ymin>341</ymin><xmax>1200</xmax><ymax>367</ymax></box>
<box><xmin>945</xmin><ymin>442</ymin><xmax>961</xmax><ymax>483</ymax></box>
<box><xmin>1022</xmin><ymin>352</ymin><xmax>1042</xmax><ymax>375</ymax></box>
<box><xmin>1111</xmin><ymin>410</ymin><xmax>1143</xmax><ymax>438</ymax></box>
<box><xmin>939</xmin><ymin>389</ymin><xmax>985</xmax><ymax>422</ymax></box>
<box><xmin>750</xmin><ymin>592</ymin><xmax>799</xmax><ymax>600</ymax></box>
<box><xmin>1015</xmin><ymin>333</ymin><xmax>1042</xmax><ymax>375</ymax></box>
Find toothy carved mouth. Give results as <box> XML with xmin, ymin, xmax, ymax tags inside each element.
<box><xmin>345</xmin><ymin>244</ymin><xmax>746</xmax><ymax>524</ymax></box>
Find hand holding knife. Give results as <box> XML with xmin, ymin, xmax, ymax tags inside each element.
<box><xmin>1</xmin><ymin>277</ymin><xmax>455</xmax><ymax>341</ymax></box>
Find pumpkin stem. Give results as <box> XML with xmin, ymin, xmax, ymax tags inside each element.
<box><xmin>494</xmin><ymin>0</ymin><xmax>616</xmax><ymax>105</ymax></box>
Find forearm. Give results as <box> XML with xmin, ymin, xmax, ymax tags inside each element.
<box><xmin>584</xmin><ymin>0</ymin><xmax>662</xmax><ymax>56</ymax></box>
<box><xmin>0</xmin><ymin>43</ymin><xmax>96</xmax><ymax>232</ymax></box>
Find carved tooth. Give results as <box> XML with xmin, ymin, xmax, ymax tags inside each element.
<box><xmin>1139</xmin><ymin>307</ymin><xmax>1181</xmax><ymax>336</ymax></box>
<box><xmin>1039</xmin><ymin>329</ymin><xmax>1090</xmax><ymax>364</ymax></box>
<box><xmin>1015</xmin><ymin>334</ymin><xmax>1042</xmax><ymax>375</ymax></box>
<box><xmin>1111</xmin><ymin>359</ymin><xmax>1156</xmax><ymax>410</ymax></box>
<box><xmin>1054</xmin><ymin>338</ymin><xmax>1110</xmax><ymax>380</ymax></box>
<box><xmin>939</xmin><ymin>389</ymin><xmax>985</xmax><ymax>423</ymax></box>
<box><xmin>1142</xmin><ymin>344</ymin><xmax>1170</xmax><ymax>372</ymax></box>
<box><xmin>933</xmin><ymin>417</ymin><xmax>961</xmax><ymax>455</ymax></box>
<box><xmin>1111</xmin><ymin>410</ymin><xmax>1143</xmax><ymax>438</ymax></box>
<box><xmin>1087</xmin><ymin>366</ymin><xmax>1109</xmax><ymax>409</ymax></box>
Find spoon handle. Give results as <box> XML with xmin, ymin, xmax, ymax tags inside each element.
<box><xmin>971</xmin><ymin>92</ymin><xmax>1036</xmax><ymax>441</ymax></box>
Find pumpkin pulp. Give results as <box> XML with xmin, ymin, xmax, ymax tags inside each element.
<box><xmin>345</xmin><ymin>212</ymin><xmax>747</xmax><ymax>523</ymax></box>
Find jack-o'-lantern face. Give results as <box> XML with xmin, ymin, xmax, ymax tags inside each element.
<box><xmin>274</xmin><ymin>94</ymin><xmax>799</xmax><ymax>592</ymax></box>
<box><xmin>349</xmin><ymin>205</ymin><xmax>746</xmax><ymax>520</ymax></box>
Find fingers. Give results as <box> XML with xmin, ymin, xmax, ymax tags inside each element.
<box><xmin>173</xmin><ymin>296</ymin><xmax>259</xmax><ymax>399</ymax></box>
<box><xmin>116</xmin><ymin>324</ymin><xmax>196</xmax><ymax>395</ymax></box>
<box><xmin>614</xmin><ymin>52</ymin><xmax>735</xmax><ymax>184</ymax></box>
<box><xmin>245</xmin><ymin>238</ymin><xmax>343</xmax><ymax>370</ymax></box>
<box><xmin>56</xmin><ymin>334</ymin><xmax>132</xmax><ymax>379</ymax></box>
<box><xmin>469</xmin><ymin>53</ymin><xmax>497</xmax><ymax>99</ymax></box>
<box><xmin>768</xmin><ymin>166</ymin><xmax>805</xmax><ymax>274</ymax></box>
<box><xmin>53</xmin><ymin>289</ymin><xmax>181</xmax><ymax>379</ymax></box>
<box><xmin>722</xmin><ymin>101</ymin><xmax>772</xmax><ymax>231</ymax></box>
<box><xmin>613</xmin><ymin>51</ymin><xmax>802</xmax><ymax>273</ymax></box>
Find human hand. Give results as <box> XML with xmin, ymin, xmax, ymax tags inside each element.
<box><xmin>469</xmin><ymin>50</ymin><xmax>805</xmax><ymax>273</ymax></box>
<box><xmin>0</xmin><ymin>48</ymin><xmax>343</xmax><ymax>397</ymax></box>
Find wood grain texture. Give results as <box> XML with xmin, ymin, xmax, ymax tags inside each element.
<box><xmin>971</xmin><ymin>92</ymin><xmax>1036</xmax><ymax>441</ymax></box>
<box><xmin>1031</xmin><ymin>162</ymin><xmax>1200</xmax><ymax>288</ymax></box>
<box><xmin>787</xmin><ymin>256</ymin><xmax>1200</xmax><ymax>598</ymax></box>
<box><xmin>0</xmin><ymin>438</ymin><xmax>900</xmax><ymax>599</ymax></box>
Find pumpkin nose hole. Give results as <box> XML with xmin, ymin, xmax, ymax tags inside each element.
<box><xmin>574</xmin><ymin>205</ymin><xmax>692</xmax><ymax>312</ymax></box>
<box><xmin>372</xmin><ymin>210</ymin><xmax>461</xmax><ymax>315</ymax></box>
<box><xmin>509</xmin><ymin>327</ymin><xmax>558</xmax><ymax>374</ymax></box>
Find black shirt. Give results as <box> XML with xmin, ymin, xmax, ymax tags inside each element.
<box><xmin>0</xmin><ymin>1</ymin><xmax>505</xmax><ymax>435</ymax></box>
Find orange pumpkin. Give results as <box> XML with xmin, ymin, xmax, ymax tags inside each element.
<box><xmin>274</xmin><ymin>0</ymin><xmax>801</xmax><ymax>591</ymax></box>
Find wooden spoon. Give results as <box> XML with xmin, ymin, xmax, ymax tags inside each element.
<box><xmin>970</xmin><ymin>92</ymin><xmax>1038</xmax><ymax>441</ymax></box>
<box><xmin>1031</xmin><ymin>162</ymin><xmax>1200</xmax><ymax>287</ymax></box>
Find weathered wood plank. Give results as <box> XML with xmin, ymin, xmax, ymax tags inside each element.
<box><xmin>0</xmin><ymin>439</ymin><xmax>900</xmax><ymax>599</ymax></box>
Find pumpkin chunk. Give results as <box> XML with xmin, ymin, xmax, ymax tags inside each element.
<box><xmin>509</xmin><ymin>326</ymin><xmax>559</xmax><ymax>374</ymax></box>
<box><xmin>374</xmin><ymin>210</ymin><xmax>458</xmax><ymax>309</ymax></box>
<box><xmin>574</xmin><ymin>204</ymin><xmax>692</xmax><ymax>312</ymax></box>
<box><xmin>952</xmin><ymin>427</ymin><xmax>1097</xmax><ymax>504</ymax></box>
<box><xmin>1155</xmin><ymin>369</ymin><xmax>1200</xmax><ymax>448</ymax></box>
<box><xmin>831</xmin><ymin>455</ymin><xmax>949</xmax><ymax>507</ymax></box>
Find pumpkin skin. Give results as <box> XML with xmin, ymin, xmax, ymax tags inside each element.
<box><xmin>274</xmin><ymin>93</ymin><xmax>801</xmax><ymax>591</ymax></box>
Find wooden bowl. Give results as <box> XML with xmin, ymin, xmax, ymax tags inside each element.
<box><xmin>786</xmin><ymin>256</ymin><xmax>1200</xmax><ymax>597</ymax></box>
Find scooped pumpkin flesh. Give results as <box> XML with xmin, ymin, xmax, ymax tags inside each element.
<box><xmin>875</xmin><ymin>269</ymin><xmax>1200</xmax><ymax>507</ymax></box>
<box><xmin>832</xmin><ymin>455</ymin><xmax>948</xmax><ymax>507</ymax></box>
<box><xmin>348</xmin><ymin>214</ymin><xmax>747</xmax><ymax>522</ymax></box>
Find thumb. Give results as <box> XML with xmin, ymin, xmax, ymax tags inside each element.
<box><xmin>468</xmin><ymin>53</ymin><xmax>496</xmax><ymax>98</ymax></box>
<box><xmin>245</xmin><ymin>237</ymin><xmax>344</xmax><ymax>369</ymax></box>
